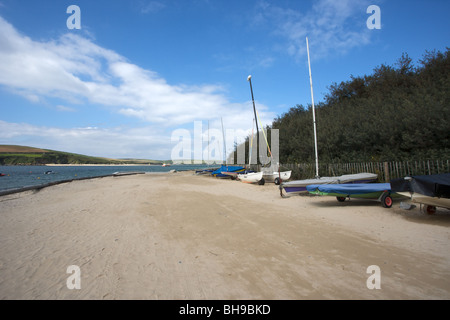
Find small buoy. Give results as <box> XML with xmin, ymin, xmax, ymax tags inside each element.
<box><xmin>37</xmin><ymin>177</ymin><xmax>40</xmax><ymax>179</ymax></box>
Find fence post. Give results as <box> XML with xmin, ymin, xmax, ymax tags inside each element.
<box><xmin>384</xmin><ymin>162</ymin><xmax>390</xmax><ymax>182</ymax></box>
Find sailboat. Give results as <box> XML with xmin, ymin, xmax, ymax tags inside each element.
<box><xmin>214</xmin><ymin>117</ymin><xmax>245</xmax><ymax>179</ymax></box>
<box><xmin>280</xmin><ymin>37</ymin><xmax>377</xmax><ymax>196</ymax></box>
<box><xmin>237</xmin><ymin>115</ymin><xmax>265</xmax><ymax>184</ymax></box>
<box><xmin>263</xmin><ymin>167</ymin><xmax>292</xmax><ymax>185</ymax></box>
<box><xmin>237</xmin><ymin>75</ymin><xmax>292</xmax><ymax>185</ymax></box>
<box><xmin>236</xmin><ymin>75</ymin><xmax>265</xmax><ymax>185</ymax></box>
<box><xmin>195</xmin><ymin>120</ymin><xmax>220</xmax><ymax>175</ymax></box>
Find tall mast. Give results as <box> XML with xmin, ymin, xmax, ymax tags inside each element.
<box><xmin>249</xmin><ymin>116</ymin><xmax>256</xmax><ymax>167</ymax></box>
<box><xmin>207</xmin><ymin>120</ymin><xmax>209</xmax><ymax>165</ymax></box>
<box><xmin>306</xmin><ymin>37</ymin><xmax>319</xmax><ymax>178</ymax></box>
<box><xmin>221</xmin><ymin>117</ymin><xmax>226</xmax><ymax>165</ymax></box>
<box><xmin>247</xmin><ymin>75</ymin><xmax>259</xmax><ymax>165</ymax></box>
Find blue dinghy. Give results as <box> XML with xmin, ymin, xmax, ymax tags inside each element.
<box><xmin>306</xmin><ymin>183</ymin><xmax>397</xmax><ymax>208</ymax></box>
<box><xmin>211</xmin><ymin>165</ymin><xmax>245</xmax><ymax>178</ymax></box>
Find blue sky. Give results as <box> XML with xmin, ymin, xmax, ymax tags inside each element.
<box><xmin>0</xmin><ymin>0</ymin><xmax>448</xmax><ymax>160</ymax></box>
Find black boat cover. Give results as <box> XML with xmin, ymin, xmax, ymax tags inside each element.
<box><xmin>390</xmin><ymin>173</ymin><xmax>450</xmax><ymax>199</ymax></box>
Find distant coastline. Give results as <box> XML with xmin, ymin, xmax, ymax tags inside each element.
<box><xmin>44</xmin><ymin>163</ymin><xmax>161</xmax><ymax>166</ymax></box>
<box><xmin>0</xmin><ymin>145</ymin><xmax>170</xmax><ymax>166</ymax></box>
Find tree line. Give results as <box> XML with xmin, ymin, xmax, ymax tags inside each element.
<box><xmin>235</xmin><ymin>48</ymin><xmax>449</xmax><ymax>165</ymax></box>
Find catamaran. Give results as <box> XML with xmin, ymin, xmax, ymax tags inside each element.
<box><xmin>262</xmin><ymin>168</ymin><xmax>292</xmax><ymax>185</ymax></box>
<box><xmin>280</xmin><ymin>37</ymin><xmax>377</xmax><ymax>196</ymax></box>
<box><xmin>238</xmin><ymin>75</ymin><xmax>291</xmax><ymax>185</ymax></box>
<box><xmin>236</xmin><ymin>75</ymin><xmax>266</xmax><ymax>185</ymax></box>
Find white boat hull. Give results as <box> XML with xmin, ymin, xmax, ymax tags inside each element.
<box><xmin>263</xmin><ymin>171</ymin><xmax>292</xmax><ymax>182</ymax></box>
<box><xmin>237</xmin><ymin>171</ymin><xmax>264</xmax><ymax>184</ymax></box>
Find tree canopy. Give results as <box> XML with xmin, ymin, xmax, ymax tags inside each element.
<box><xmin>263</xmin><ymin>48</ymin><xmax>450</xmax><ymax>164</ymax></box>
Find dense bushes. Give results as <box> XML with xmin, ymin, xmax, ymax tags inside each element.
<box><xmin>250</xmin><ymin>49</ymin><xmax>449</xmax><ymax>164</ymax></box>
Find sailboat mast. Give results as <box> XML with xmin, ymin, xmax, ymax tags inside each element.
<box><xmin>247</xmin><ymin>75</ymin><xmax>259</xmax><ymax>165</ymax></box>
<box><xmin>249</xmin><ymin>118</ymin><xmax>254</xmax><ymax>167</ymax></box>
<box><xmin>207</xmin><ymin>120</ymin><xmax>209</xmax><ymax>165</ymax></box>
<box><xmin>221</xmin><ymin>117</ymin><xmax>226</xmax><ymax>165</ymax></box>
<box><xmin>306</xmin><ymin>37</ymin><xmax>319</xmax><ymax>178</ymax></box>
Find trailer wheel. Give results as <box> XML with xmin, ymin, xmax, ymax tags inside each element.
<box><xmin>274</xmin><ymin>177</ymin><xmax>281</xmax><ymax>185</ymax></box>
<box><xmin>258</xmin><ymin>178</ymin><xmax>265</xmax><ymax>185</ymax></box>
<box><xmin>425</xmin><ymin>205</ymin><xmax>436</xmax><ymax>215</ymax></box>
<box><xmin>381</xmin><ymin>194</ymin><xmax>393</xmax><ymax>208</ymax></box>
<box><xmin>336</xmin><ymin>196</ymin><xmax>346</xmax><ymax>202</ymax></box>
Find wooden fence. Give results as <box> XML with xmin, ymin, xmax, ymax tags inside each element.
<box><xmin>280</xmin><ymin>160</ymin><xmax>450</xmax><ymax>182</ymax></box>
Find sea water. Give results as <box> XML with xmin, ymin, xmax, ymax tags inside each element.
<box><xmin>0</xmin><ymin>164</ymin><xmax>209</xmax><ymax>192</ymax></box>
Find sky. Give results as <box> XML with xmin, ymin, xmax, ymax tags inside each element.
<box><xmin>0</xmin><ymin>0</ymin><xmax>448</xmax><ymax>161</ymax></box>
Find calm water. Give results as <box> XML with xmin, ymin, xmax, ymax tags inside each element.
<box><xmin>0</xmin><ymin>164</ymin><xmax>210</xmax><ymax>192</ymax></box>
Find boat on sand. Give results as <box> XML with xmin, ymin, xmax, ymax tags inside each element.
<box><xmin>237</xmin><ymin>171</ymin><xmax>264</xmax><ymax>184</ymax></box>
<box><xmin>280</xmin><ymin>38</ymin><xmax>377</xmax><ymax>196</ymax></box>
<box><xmin>390</xmin><ymin>173</ymin><xmax>450</xmax><ymax>214</ymax></box>
<box><xmin>306</xmin><ymin>182</ymin><xmax>398</xmax><ymax>208</ymax></box>
<box><xmin>212</xmin><ymin>165</ymin><xmax>245</xmax><ymax>178</ymax></box>
<box><xmin>282</xmin><ymin>172</ymin><xmax>378</xmax><ymax>195</ymax></box>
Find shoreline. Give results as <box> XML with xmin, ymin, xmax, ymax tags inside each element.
<box><xmin>0</xmin><ymin>163</ymin><xmax>164</xmax><ymax>167</ymax></box>
<box><xmin>0</xmin><ymin>171</ymin><xmax>172</xmax><ymax>197</ymax></box>
<box><xmin>45</xmin><ymin>163</ymin><xmax>163</xmax><ymax>166</ymax></box>
<box><xmin>0</xmin><ymin>171</ymin><xmax>449</xmax><ymax>299</ymax></box>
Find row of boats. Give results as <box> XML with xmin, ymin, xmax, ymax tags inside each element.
<box><xmin>195</xmin><ymin>165</ymin><xmax>291</xmax><ymax>185</ymax></box>
<box><xmin>195</xmin><ymin>38</ymin><xmax>450</xmax><ymax>214</ymax></box>
<box><xmin>302</xmin><ymin>173</ymin><xmax>450</xmax><ymax>213</ymax></box>
<box><xmin>196</xmin><ymin>165</ymin><xmax>450</xmax><ymax>213</ymax></box>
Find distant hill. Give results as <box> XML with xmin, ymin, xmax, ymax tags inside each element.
<box><xmin>0</xmin><ymin>145</ymin><xmax>50</xmax><ymax>153</ymax></box>
<box><xmin>0</xmin><ymin>145</ymin><xmax>169</xmax><ymax>165</ymax></box>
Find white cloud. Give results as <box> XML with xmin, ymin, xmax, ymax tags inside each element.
<box><xmin>0</xmin><ymin>16</ymin><xmax>274</xmax><ymax>128</ymax></box>
<box><xmin>139</xmin><ymin>1</ymin><xmax>166</xmax><ymax>14</ymax></box>
<box><xmin>0</xmin><ymin>15</ymin><xmax>276</xmax><ymax>159</ymax></box>
<box><xmin>0</xmin><ymin>117</ymin><xmax>268</xmax><ymax>161</ymax></box>
<box><xmin>0</xmin><ymin>120</ymin><xmax>171</xmax><ymax>159</ymax></box>
<box><xmin>254</xmin><ymin>0</ymin><xmax>373</xmax><ymax>61</ymax></box>
<box><xmin>55</xmin><ymin>105</ymin><xmax>76</xmax><ymax>112</ymax></box>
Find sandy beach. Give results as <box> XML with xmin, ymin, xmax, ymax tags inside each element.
<box><xmin>0</xmin><ymin>171</ymin><xmax>449</xmax><ymax>300</ymax></box>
